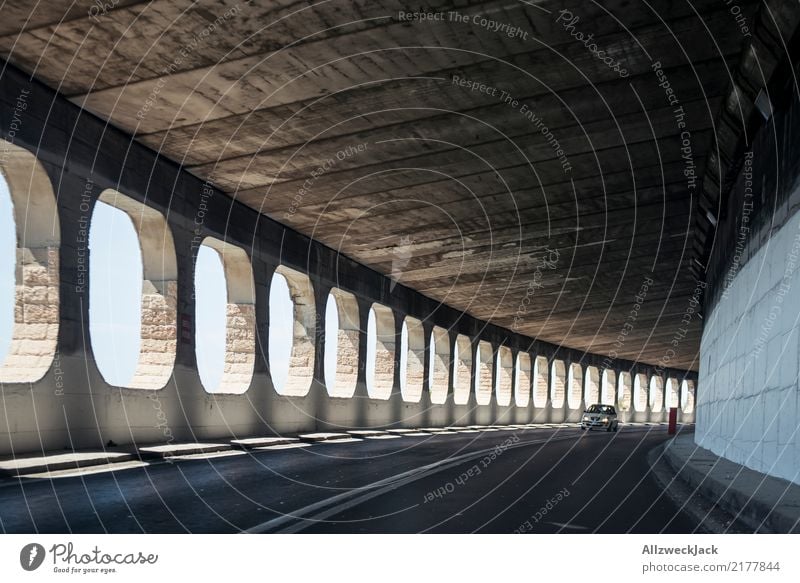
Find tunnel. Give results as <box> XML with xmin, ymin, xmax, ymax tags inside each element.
<box><xmin>0</xmin><ymin>0</ymin><xmax>798</xmax><ymax>539</ymax></box>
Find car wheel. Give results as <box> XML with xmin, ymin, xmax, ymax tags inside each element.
<box><xmin>606</xmin><ymin>424</ymin><xmax>612</xmax><ymax>432</ymax></box>
<box><xmin>580</xmin><ymin>426</ymin><xmax>585</xmax><ymax>431</ymax></box>
<box><xmin>613</xmin><ymin>422</ymin><xmax>619</xmax><ymax>432</ymax></box>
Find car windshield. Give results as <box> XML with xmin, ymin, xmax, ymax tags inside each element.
<box><xmin>586</xmin><ymin>405</ymin><xmax>615</xmax><ymax>414</ymax></box>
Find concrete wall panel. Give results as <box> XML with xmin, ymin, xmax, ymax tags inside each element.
<box><xmin>697</xmin><ymin>208</ymin><xmax>800</xmax><ymax>485</ymax></box>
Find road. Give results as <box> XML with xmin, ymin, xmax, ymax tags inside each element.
<box><xmin>0</xmin><ymin>425</ymin><xmax>704</xmax><ymax>533</ymax></box>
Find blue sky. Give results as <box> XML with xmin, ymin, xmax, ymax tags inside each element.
<box><xmin>0</xmin><ymin>179</ymin><xmax>14</xmax><ymax>362</ymax></box>
<box><xmin>88</xmin><ymin>200</ymin><xmax>143</xmax><ymax>386</ymax></box>
<box><xmin>194</xmin><ymin>244</ymin><xmax>226</xmax><ymax>390</ymax></box>
<box><xmin>267</xmin><ymin>272</ymin><xmax>293</xmax><ymax>392</ymax></box>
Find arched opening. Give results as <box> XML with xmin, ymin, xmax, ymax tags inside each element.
<box><xmin>475</xmin><ymin>340</ymin><xmax>493</xmax><ymax>406</ymax></box>
<box><xmin>495</xmin><ymin>345</ymin><xmax>513</xmax><ymax>406</ymax></box>
<box><xmin>567</xmin><ymin>363</ymin><xmax>583</xmax><ymax>409</ymax></box>
<box><xmin>665</xmin><ymin>377</ymin><xmax>680</xmax><ymax>409</ymax></box>
<box><xmin>90</xmin><ymin>189</ymin><xmax>176</xmax><ymax>389</ymax></box>
<box><xmin>194</xmin><ymin>238</ymin><xmax>255</xmax><ymax>394</ymax></box>
<box><xmin>0</xmin><ymin>140</ymin><xmax>60</xmax><ymax>383</ymax></box>
<box><xmin>268</xmin><ymin>265</ymin><xmax>315</xmax><ymax>396</ymax></box>
<box><xmin>618</xmin><ymin>371</ymin><xmax>632</xmax><ymax>411</ymax></box>
<box><xmin>453</xmin><ymin>334</ymin><xmax>472</xmax><ymax>405</ymax></box>
<box><xmin>366</xmin><ymin>303</ymin><xmax>395</xmax><ymax>400</ymax></box>
<box><xmin>324</xmin><ymin>288</ymin><xmax>359</xmax><ymax>398</ymax></box>
<box><xmin>399</xmin><ymin>316</ymin><xmax>424</xmax><ymax>403</ymax></box>
<box><xmin>681</xmin><ymin>379</ymin><xmax>695</xmax><ymax>413</ymax></box>
<box><xmin>650</xmin><ymin>376</ymin><xmax>664</xmax><ymax>412</ymax></box>
<box><xmin>551</xmin><ymin>359</ymin><xmax>566</xmax><ymax>408</ymax></box>
<box><xmin>633</xmin><ymin>373</ymin><xmax>648</xmax><ymax>412</ymax></box>
<box><xmin>0</xmin><ymin>169</ymin><xmax>12</xmax><ymax>369</ymax></box>
<box><xmin>428</xmin><ymin>326</ymin><xmax>449</xmax><ymax>405</ymax></box>
<box><xmin>585</xmin><ymin>365</ymin><xmax>600</xmax><ymax>405</ymax></box>
<box><xmin>515</xmin><ymin>352</ymin><xmax>532</xmax><ymax>407</ymax></box>
<box><xmin>533</xmin><ymin>355</ymin><xmax>549</xmax><ymax>407</ymax></box>
<box><xmin>601</xmin><ymin>369</ymin><xmax>617</xmax><ymax>405</ymax></box>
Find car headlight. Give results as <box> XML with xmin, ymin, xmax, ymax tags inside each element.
<box><xmin>602</xmin><ymin>417</ymin><xmax>609</xmax><ymax>423</ymax></box>
<box><xmin>582</xmin><ymin>416</ymin><xmax>590</xmax><ymax>421</ymax></box>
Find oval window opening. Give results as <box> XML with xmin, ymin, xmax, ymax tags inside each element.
<box><xmin>324</xmin><ymin>289</ymin><xmax>359</xmax><ymax>398</ymax></box>
<box><xmin>495</xmin><ymin>346</ymin><xmax>513</xmax><ymax>406</ymax></box>
<box><xmin>681</xmin><ymin>380</ymin><xmax>695</xmax><ymax>413</ymax></box>
<box><xmin>195</xmin><ymin>245</ymin><xmax>227</xmax><ymax>392</ymax></box>
<box><xmin>268</xmin><ymin>272</ymin><xmax>293</xmax><ymax>393</ymax></box>
<box><xmin>551</xmin><ymin>360</ymin><xmax>566</xmax><ymax>408</ymax></box>
<box><xmin>453</xmin><ymin>334</ymin><xmax>472</xmax><ymax>405</ymax></box>
<box><xmin>324</xmin><ymin>293</ymin><xmax>339</xmax><ymax>392</ymax></box>
<box><xmin>366</xmin><ymin>307</ymin><xmax>377</xmax><ymax>395</ymax></box>
<box><xmin>475</xmin><ymin>341</ymin><xmax>493</xmax><ymax>406</ymax></box>
<box><xmin>0</xmin><ymin>141</ymin><xmax>61</xmax><ymax>383</ymax></box>
<box><xmin>533</xmin><ymin>356</ymin><xmax>549</xmax><ymax>408</ymax></box>
<box><xmin>428</xmin><ymin>330</ymin><xmax>436</xmax><ymax>389</ymax></box>
<box><xmin>366</xmin><ymin>304</ymin><xmax>394</xmax><ymax>400</ymax></box>
<box><xmin>515</xmin><ymin>352</ymin><xmax>531</xmax><ymax>407</ymax></box>
<box><xmin>602</xmin><ymin>370</ymin><xmax>617</xmax><ymax>405</ymax></box>
<box><xmin>428</xmin><ymin>326</ymin><xmax>449</xmax><ymax>405</ymax></box>
<box><xmin>650</xmin><ymin>376</ymin><xmax>664</xmax><ymax>412</ymax></box>
<box><xmin>89</xmin><ymin>200</ymin><xmax>143</xmax><ymax>387</ymax></box>
<box><xmin>0</xmin><ymin>176</ymin><xmax>15</xmax><ymax>365</ymax></box>
<box><xmin>399</xmin><ymin>320</ymin><xmax>408</xmax><ymax>392</ymax></box>
<box><xmin>618</xmin><ymin>372</ymin><xmax>632</xmax><ymax>412</ymax></box>
<box><xmin>399</xmin><ymin>317</ymin><xmax>424</xmax><ymax>403</ymax></box>
<box><xmin>633</xmin><ymin>373</ymin><xmax>648</xmax><ymax>412</ymax></box>
<box><xmin>567</xmin><ymin>363</ymin><xmax>582</xmax><ymax>410</ymax></box>
<box><xmin>585</xmin><ymin>366</ymin><xmax>599</xmax><ymax>405</ymax></box>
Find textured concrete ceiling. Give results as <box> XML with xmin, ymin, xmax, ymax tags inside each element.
<box><xmin>0</xmin><ymin>0</ymin><xmax>774</xmax><ymax>370</ymax></box>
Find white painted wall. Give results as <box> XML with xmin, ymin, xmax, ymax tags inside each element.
<box><xmin>697</xmin><ymin>208</ymin><xmax>800</xmax><ymax>485</ymax></box>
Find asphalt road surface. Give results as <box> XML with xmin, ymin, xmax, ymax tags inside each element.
<box><xmin>0</xmin><ymin>425</ymin><xmax>704</xmax><ymax>533</ymax></box>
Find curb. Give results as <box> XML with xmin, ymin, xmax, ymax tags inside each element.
<box><xmin>661</xmin><ymin>435</ymin><xmax>800</xmax><ymax>534</ymax></box>
<box><xmin>0</xmin><ymin>451</ymin><xmax>137</xmax><ymax>478</ymax></box>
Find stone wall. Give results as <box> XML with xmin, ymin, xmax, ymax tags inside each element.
<box><xmin>551</xmin><ymin>360</ymin><xmax>566</xmax><ymax>407</ymax></box>
<box><xmin>585</xmin><ymin>366</ymin><xmax>600</xmax><ymax>404</ymax></box>
<box><xmin>475</xmin><ymin>341</ymin><xmax>493</xmax><ymax>406</ymax></box>
<box><xmin>495</xmin><ymin>346</ymin><xmax>513</xmax><ymax>406</ymax></box>
<box><xmin>617</xmin><ymin>372</ymin><xmax>632</xmax><ymax>412</ymax></box>
<box><xmin>515</xmin><ymin>352</ymin><xmax>531</xmax><ymax>407</ymax></box>
<box><xmin>602</xmin><ymin>370</ymin><xmax>616</xmax><ymax>405</ymax></box>
<box><xmin>402</xmin><ymin>317</ymin><xmax>425</xmax><ymax>402</ymax></box>
<box><xmin>221</xmin><ymin>303</ymin><xmax>256</xmax><ymax>394</ymax></box>
<box><xmin>429</xmin><ymin>326</ymin><xmax>449</xmax><ymax>405</ymax></box>
<box><xmin>568</xmin><ymin>362</ymin><xmax>583</xmax><ymax>409</ymax></box>
<box><xmin>453</xmin><ymin>334</ymin><xmax>472</xmax><ymax>405</ymax></box>
<box><xmin>368</xmin><ymin>303</ymin><xmax>395</xmax><ymax>400</ymax></box>
<box><xmin>2</xmin><ymin>248</ymin><xmax>59</xmax><ymax>382</ymax></box>
<box><xmin>130</xmin><ymin>280</ymin><xmax>178</xmax><ymax>390</ymax></box>
<box><xmin>533</xmin><ymin>356</ymin><xmax>548</xmax><ymax>407</ymax></box>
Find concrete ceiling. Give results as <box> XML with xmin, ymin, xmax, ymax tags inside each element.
<box><xmin>0</xmin><ymin>0</ymin><xmax>774</xmax><ymax>370</ymax></box>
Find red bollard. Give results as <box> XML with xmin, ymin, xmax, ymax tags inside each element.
<box><xmin>668</xmin><ymin>407</ymin><xmax>678</xmax><ymax>435</ymax></box>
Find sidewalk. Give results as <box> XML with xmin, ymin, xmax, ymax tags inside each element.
<box><xmin>659</xmin><ymin>432</ymin><xmax>800</xmax><ymax>533</ymax></box>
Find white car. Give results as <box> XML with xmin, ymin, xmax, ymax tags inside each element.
<box><xmin>580</xmin><ymin>404</ymin><xmax>619</xmax><ymax>432</ymax></box>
